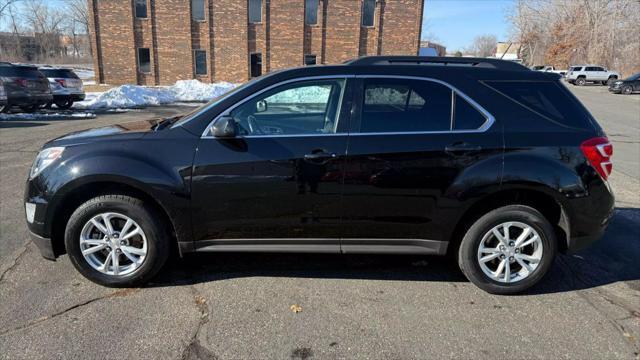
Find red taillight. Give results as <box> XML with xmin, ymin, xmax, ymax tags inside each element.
<box><xmin>580</xmin><ymin>137</ymin><xmax>613</xmax><ymax>181</ymax></box>
<box><xmin>14</xmin><ymin>78</ymin><xmax>27</xmax><ymax>87</ymax></box>
<box><xmin>54</xmin><ymin>78</ymin><xmax>66</xmax><ymax>87</ymax></box>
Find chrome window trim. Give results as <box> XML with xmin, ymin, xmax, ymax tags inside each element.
<box><xmin>201</xmin><ymin>74</ymin><xmax>495</xmax><ymax>138</ymax></box>
<box><xmin>201</xmin><ymin>75</ymin><xmax>354</xmax><ymax>138</ymax></box>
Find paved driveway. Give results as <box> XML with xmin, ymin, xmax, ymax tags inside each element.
<box><xmin>1</xmin><ymin>88</ymin><xmax>639</xmax><ymax>359</ymax></box>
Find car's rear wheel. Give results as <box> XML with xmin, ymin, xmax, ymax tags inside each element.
<box><xmin>54</xmin><ymin>99</ymin><xmax>74</xmax><ymax>110</ymax></box>
<box><xmin>576</xmin><ymin>77</ymin><xmax>586</xmax><ymax>86</ymax></box>
<box><xmin>65</xmin><ymin>194</ymin><xmax>170</xmax><ymax>287</ymax></box>
<box><xmin>458</xmin><ymin>205</ymin><xmax>557</xmax><ymax>295</ymax></box>
<box><xmin>622</xmin><ymin>85</ymin><xmax>633</xmax><ymax>95</ymax></box>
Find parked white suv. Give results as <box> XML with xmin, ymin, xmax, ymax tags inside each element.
<box><xmin>566</xmin><ymin>65</ymin><xmax>619</xmax><ymax>86</ymax></box>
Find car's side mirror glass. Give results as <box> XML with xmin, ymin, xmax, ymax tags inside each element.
<box><xmin>210</xmin><ymin>116</ymin><xmax>237</xmax><ymax>138</ymax></box>
<box><xmin>256</xmin><ymin>100</ymin><xmax>268</xmax><ymax>113</ymax></box>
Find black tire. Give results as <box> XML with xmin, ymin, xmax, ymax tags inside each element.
<box><xmin>64</xmin><ymin>194</ymin><xmax>170</xmax><ymax>287</ymax></box>
<box><xmin>54</xmin><ymin>99</ymin><xmax>73</xmax><ymax>110</ymax></box>
<box><xmin>576</xmin><ymin>77</ymin><xmax>586</xmax><ymax>86</ymax></box>
<box><xmin>606</xmin><ymin>77</ymin><xmax>617</xmax><ymax>86</ymax></box>
<box><xmin>19</xmin><ymin>104</ymin><xmax>39</xmax><ymax>113</ymax></box>
<box><xmin>457</xmin><ymin>205</ymin><xmax>557</xmax><ymax>295</ymax></box>
<box><xmin>622</xmin><ymin>86</ymin><xmax>632</xmax><ymax>95</ymax></box>
<box><xmin>601</xmin><ymin>81</ymin><xmax>608</xmax><ymax>86</ymax></box>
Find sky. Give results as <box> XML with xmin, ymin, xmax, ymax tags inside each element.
<box><xmin>422</xmin><ymin>0</ymin><xmax>515</xmax><ymax>52</ymax></box>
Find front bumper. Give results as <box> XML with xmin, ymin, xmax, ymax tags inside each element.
<box><xmin>608</xmin><ymin>87</ymin><xmax>622</xmax><ymax>93</ymax></box>
<box><xmin>30</xmin><ymin>231</ymin><xmax>56</xmax><ymax>260</ymax></box>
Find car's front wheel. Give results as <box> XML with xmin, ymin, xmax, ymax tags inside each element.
<box><xmin>65</xmin><ymin>194</ymin><xmax>170</xmax><ymax>287</ymax></box>
<box><xmin>622</xmin><ymin>86</ymin><xmax>633</xmax><ymax>95</ymax></box>
<box><xmin>458</xmin><ymin>205</ymin><xmax>557</xmax><ymax>295</ymax></box>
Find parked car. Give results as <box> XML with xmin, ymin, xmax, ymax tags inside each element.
<box><xmin>566</xmin><ymin>65</ymin><xmax>619</xmax><ymax>86</ymax></box>
<box><xmin>608</xmin><ymin>72</ymin><xmax>640</xmax><ymax>95</ymax></box>
<box><xmin>0</xmin><ymin>62</ymin><xmax>52</xmax><ymax>113</ymax></box>
<box><xmin>38</xmin><ymin>67</ymin><xmax>85</xmax><ymax>109</ymax></box>
<box><xmin>531</xmin><ymin>65</ymin><xmax>566</xmax><ymax>76</ymax></box>
<box><xmin>25</xmin><ymin>56</ymin><xmax>614</xmax><ymax>294</ymax></box>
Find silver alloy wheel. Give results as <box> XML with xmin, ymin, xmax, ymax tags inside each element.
<box><xmin>477</xmin><ymin>221</ymin><xmax>543</xmax><ymax>284</ymax></box>
<box><xmin>79</xmin><ymin>212</ymin><xmax>148</xmax><ymax>276</ymax></box>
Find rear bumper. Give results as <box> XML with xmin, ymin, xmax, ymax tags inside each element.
<box><xmin>7</xmin><ymin>94</ymin><xmax>53</xmax><ymax>106</ymax></box>
<box><xmin>30</xmin><ymin>231</ymin><xmax>56</xmax><ymax>260</ymax></box>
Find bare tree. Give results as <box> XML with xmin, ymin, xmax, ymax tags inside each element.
<box><xmin>507</xmin><ymin>0</ymin><xmax>640</xmax><ymax>75</ymax></box>
<box><xmin>0</xmin><ymin>0</ymin><xmax>21</xmax><ymax>18</ymax></box>
<box><xmin>468</xmin><ymin>34</ymin><xmax>497</xmax><ymax>57</ymax></box>
<box><xmin>62</xmin><ymin>0</ymin><xmax>91</xmax><ymax>57</ymax></box>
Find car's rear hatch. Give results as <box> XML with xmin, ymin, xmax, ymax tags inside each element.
<box><xmin>0</xmin><ymin>65</ymin><xmax>51</xmax><ymax>95</ymax></box>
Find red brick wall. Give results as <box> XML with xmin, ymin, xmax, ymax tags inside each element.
<box><xmin>154</xmin><ymin>0</ymin><xmax>193</xmax><ymax>84</ymax></box>
<box><xmin>269</xmin><ymin>0</ymin><xmax>305</xmax><ymax>70</ymax></box>
<box><xmin>89</xmin><ymin>0</ymin><xmax>424</xmax><ymax>85</ymax></box>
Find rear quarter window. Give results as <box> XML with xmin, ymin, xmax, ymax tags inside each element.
<box><xmin>39</xmin><ymin>69</ymin><xmax>79</xmax><ymax>78</ymax></box>
<box><xmin>0</xmin><ymin>66</ymin><xmax>45</xmax><ymax>78</ymax></box>
<box><xmin>483</xmin><ymin>81</ymin><xmax>594</xmax><ymax>130</ymax></box>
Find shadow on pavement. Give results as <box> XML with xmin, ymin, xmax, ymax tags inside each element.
<box><xmin>150</xmin><ymin>209</ymin><xmax>639</xmax><ymax>295</ymax></box>
<box><xmin>0</xmin><ymin>121</ymin><xmax>48</xmax><ymax>129</ymax></box>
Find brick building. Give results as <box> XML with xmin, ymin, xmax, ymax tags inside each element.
<box><xmin>88</xmin><ymin>0</ymin><xmax>424</xmax><ymax>85</ymax></box>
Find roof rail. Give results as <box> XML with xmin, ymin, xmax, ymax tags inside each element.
<box><xmin>345</xmin><ymin>56</ymin><xmax>529</xmax><ymax>71</ymax></box>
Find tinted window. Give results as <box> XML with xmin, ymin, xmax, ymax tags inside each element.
<box><xmin>571</xmin><ymin>67</ymin><xmax>582</xmax><ymax>71</ymax></box>
<box><xmin>194</xmin><ymin>50</ymin><xmax>207</xmax><ymax>75</ymax></box>
<box><xmin>360</xmin><ymin>79</ymin><xmax>452</xmax><ymax>133</ymax></box>
<box><xmin>192</xmin><ymin>0</ymin><xmax>205</xmax><ymax>20</ymax></box>
<box><xmin>135</xmin><ymin>0</ymin><xmax>147</xmax><ymax>18</ymax></box>
<box><xmin>0</xmin><ymin>66</ymin><xmax>45</xmax><ymax>78</ymax></box>
<box><xmin>305</xmin><ymin>0</ymin><xmax>318</xmax><ymax>25</ymax></box>
<box><xmin>249</xmin><ymin>0</ymin><xmax>261</xmax><ymax>23</ymax></box>
<box><xmin>39</xmin><ymin>69</ymin><xmax>79</xmax><ymax>79</ymax></box>
<box><xmin>485</xmin><ymin>81</ymin><xmax>593</xmax><ymax>129</ymax></box>
<box><xmin>231</xmin><ymin>79</ymin><xmax>346</xmax><ymax>135</ymax></box>
<box><xmin>454</xmin><ymin>94</ymin><xmax>487</xmax><ymax>130</ymax></box>
<box><xmin>361</xmin><ymin>0</ymin><xmax>375</xmax><ymax>26</ymax></box>
<box><xmin>137</xmin><ymin>48</ymin><xmax>151</xmax><ymax>73</ymax></box>
<box><xmin>304</xmin><ymin>54</ymin><xmax>317</xmax><ymax>65</ymax></box>
<box><xmin>250</xmin><ymin>53</ymin><xmax>262</xmax><ymax>77</ymax></box>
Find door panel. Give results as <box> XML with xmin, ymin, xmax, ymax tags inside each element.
<box><xmin>190</xmin><ymin>77</ymin><xmax>353</xmax><ymax>249</ymax></box>
<box><xmin>340</xmin><ymin>77</ymin><xmax>503</xmax><ymax>243</ymax></box>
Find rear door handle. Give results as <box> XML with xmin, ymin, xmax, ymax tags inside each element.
<box><xmin>445</xmin><ymin>142</ymin><xmax>482</xmax><ymax>154</ymax></box>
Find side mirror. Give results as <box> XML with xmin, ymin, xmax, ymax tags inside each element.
<box><xmin>210</xmin><ymin>116</ymin><xmax>237</xmax><ymax>138</ymax></box>
<box><xmin>256</xmin><ymin>100</ymin><xmax>268</xmax><ymax>113</ymax></box>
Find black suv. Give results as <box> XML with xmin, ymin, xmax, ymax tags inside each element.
<box><xmin>25</xmin><ymin>57</ymin><xmax>614</xmax><ymax>294</ymax></box>
<box><xmin>0</xmin><ymin>63</ymin><xmax>52</xmax><ymax>113</ymax></box>
<box><xmin>608</xmin><ymin>72</ymin><xmax>640</xmax><ymax>95</ymax></box>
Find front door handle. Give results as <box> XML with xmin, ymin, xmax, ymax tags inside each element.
<box><xmin>445</xmin><ymin>142</ymin><xmax>482</xmax><ymax>154</ymax></box>
<box><xmin>304</xmin><ymin>152</ymin><xmax>337</xmax><ymax>160</ymax></box>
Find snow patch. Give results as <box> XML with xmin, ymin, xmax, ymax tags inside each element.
<box><xmin>0</xmin><ymin>112</ymin><xmax>96</xmax><ymax>121</ymax></box>
<box><xmin>75</xmin><ymin>80</ymin><xmax>237</xmax><ymax>110</ymax></box>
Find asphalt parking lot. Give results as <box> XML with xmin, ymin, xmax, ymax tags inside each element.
<box><xmin>1</xmin><ymin>86</ymin><xmax>639</xmax><ymax>359</ymax></box>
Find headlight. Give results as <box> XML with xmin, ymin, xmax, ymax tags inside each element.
<box><xmin>30</xmin><ymin>147</ymin><xmax>64</xmax><ymax>179</ymax></box>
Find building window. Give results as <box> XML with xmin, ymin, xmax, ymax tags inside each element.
<box><xmin>305</xmin><ymin>0</ymin><xmax>318</xmax><ymax>25</ymax></box>
<box><xmin>194</xmin><ymin>50</ymin><xmax>207</xmax><ymax>75</ymax></box>
<box><xmin>192</xmin><ymin>0</ymin><xmax>205</xmax><ymax>21</ymax></box>
<box><xmin>250</xmin><ymin>53</ymin><xmax>262</xmax><ymax>78</ymax></box>
<box><xmin>304</xmin><ymin>54</ymin><xmax>317</xmax><ymax>65</ymax></box>
<box><xmin>249</xmin><ymin>0</ymin><xmax>262</xmax><ymax>23</ymax></box>
<box><xmin>135</xmin><ymin>0</ymin><xmax>147</xmax><ymax>18</ymax></box>
<box><xmin>137</xmin><ymin>48</ymin><xmax>151</xmax><ymax>73</ymax></box>
<box><xmin>361</xmin><ymin>0</ymin><xmax>375</xmax><ymax>27</ymax></box>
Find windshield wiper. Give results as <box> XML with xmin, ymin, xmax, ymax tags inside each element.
<box><xmin>153</xmin><ymin>115</ymin><xmax>183</xmax><ymax>131</ymax></box>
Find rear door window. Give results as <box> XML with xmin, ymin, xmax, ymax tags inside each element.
<box><xmin>454</xmin><ymin>94</ymin><xmax>487</xmax><ymax>130</ymax></box>
<box><xmin>359</xmin><ymin>78</ymin><xmax>451</xmax><ymax>133</ymax></box>
<box><xmin>484</xmin><ymin>81</ymin><xmax>594</xmax><ymax>129</ymax></box>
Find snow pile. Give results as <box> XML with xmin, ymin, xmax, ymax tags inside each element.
<box><xmin>75</xmin><ymin>80</ymin><xmax>237</xmax><ymax>109</ymax></box>
<box><xmin>170</xmin><ymin>80</ymin><xmax>236</xmax><ymax>102</ymax></box>
<box><xmin>0</xmin><ymin>112</ymin><xmax>96</xmax><ymax>121</ymax></box>
<box><xmin>266</xmin><ymin>85</ymin><xmax>331</xmax><ymax>104</ymax></box>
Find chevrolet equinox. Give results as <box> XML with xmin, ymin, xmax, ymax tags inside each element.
<box><xmin>25</xmin><ymin>56</ymin><xmax>614</xmax><ymax>294</ymax></box>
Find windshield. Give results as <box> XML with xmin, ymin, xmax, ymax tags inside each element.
<box><xmin>171</xmin><ymin>79</ymin><xmax>259</xmax><ymax>128</ymax></box>
<box><xmin>625</xmin><ymin>73</ymin><xmax>640</xmax><ymax>81</ymax></box>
